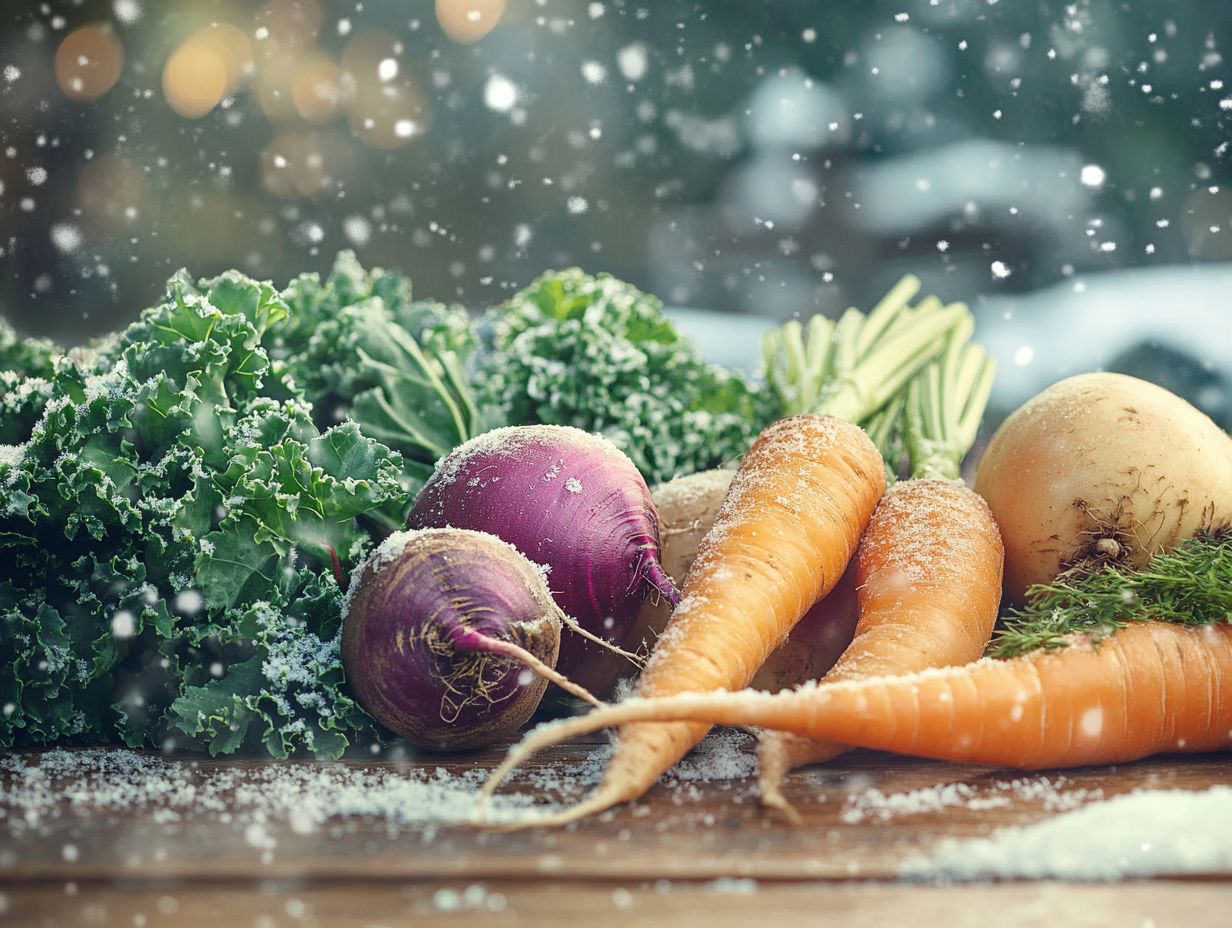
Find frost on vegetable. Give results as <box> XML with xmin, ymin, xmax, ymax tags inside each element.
<box><xmin>475</xmin><ymin>268</ymin><xmax>771</xmax><ymax>485</ymax></box>
<box><xmin>0</xmin><ymin>266</ymin><xmax>408</xmax><ymax>757</ymax></box>
<box><xmin>274</xmin><ymin>250</ymin><xmax>492</xmax><ymax>503</ymax></box>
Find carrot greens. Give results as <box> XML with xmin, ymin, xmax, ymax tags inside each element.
<box><xmin>990</xmin><ymin>532</ymin><xmax>1232</xmax><ymax>658</ymax></box>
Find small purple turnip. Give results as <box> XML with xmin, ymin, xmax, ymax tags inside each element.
<box><xmin>408</xmin><ymin>425</ymin><xmax>678</xmax><ymax>696</ymax></box>
<box><xmin>341</xmin><ymin>527</ymin><xmax>592</xmax><ymax>752</ymax></box>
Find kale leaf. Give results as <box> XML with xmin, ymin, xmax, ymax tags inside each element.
<box><xmin>475</xmin><ymin>268</ymin><xmax>771</xmax><ymax>485</ymax></box>
<box><xmin>1</xmin><ymin>268</ymin><xmax>406</xmax><ymax>757</ymax></box>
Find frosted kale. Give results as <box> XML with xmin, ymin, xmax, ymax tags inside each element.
<box><xmin>1</xmin><ymin>269</ymin><xmax>408</xmax><ymax>757</ymax></box>
<box><xmin>0</xmin><ymin>316</ymin><xmax>58</xmax><ymax>382</ymax></box>
<box><xmin>275</xmin><ymin>251</ymin><xmax>488</xmax><ymax>506</ymax></box>
<box><xmin>476</xmin><ymin>269</ymin><xmax>770</xmax><ymax>484</ymax></box>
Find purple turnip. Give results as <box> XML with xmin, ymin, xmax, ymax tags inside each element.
<box><xmin>341</xmin><ymin>527</ymin><xmax>596</xmax><ymax>752</ymax></box>
<box><xmin>408</xmin><ymin>425</ymin><xmax>678</xmax><ymax>696</ymax></box>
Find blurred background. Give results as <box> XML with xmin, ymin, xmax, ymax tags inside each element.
<box><xmin>1</xmin><ymin>0</ymin><xmax>1230</xmax><ymax>419</ymax></box>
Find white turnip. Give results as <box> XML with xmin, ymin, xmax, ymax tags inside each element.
<box><xmin>975</xmin><ymin>372</ymin><xmax>1232</xmax><ymax>602</ymax></box>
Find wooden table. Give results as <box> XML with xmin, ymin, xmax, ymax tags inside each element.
<box><xmin>3</xmin><ymin>741</ymin><xmax>1230</xmax><ymax>927</ymax></box>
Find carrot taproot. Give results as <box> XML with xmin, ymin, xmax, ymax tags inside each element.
<box><xmin>759</xmin><ymin>324</ymin><xmax>1001</xmax><ymax>818</ymax></box>
<box><xmin>484</xmin><ymin>413</ymin><xmax>885</xmax><ymax>825</ymax></box>
<box><xmin>758</xmin><ymin>478</ymin><xmax>1003</xmax><ymax>817</ymax></box>
<box><xmin>478</xmin><ymin>621</ymin><xmax>1232</xmax><ymax>802</ymax></box>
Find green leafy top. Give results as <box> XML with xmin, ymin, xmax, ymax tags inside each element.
<box><xmin>275</xmin><ymin>251</ymin><xmax>487</xmax><ymax>505</ymax></box>
<box><xmin>762</xmin><ymin>275</ymin><xmax>968</xmax><ymax>427</ymax></box>
<box><xmin>903</xmin><ymin>313</ymin><xmax>996</xmax><ymax>481</ymax></box>
<box><xmin>0</xmin><ymin>316</ymin><xmax>59</xmax><ymax>382</ymax></box>
<box><xmin>1</xmin><ymin>266</ymin><xmax>410</xmax><ymax>757</ymax></box>
<box><xmin>476</xmin><ymin>268</ymin><xmax>771</xmax><ymax>484</ymax></box>
<box><xmin>989</xmin><ymin>532</ymin><xmax>1232</xmax><ymax>658</ymax></box>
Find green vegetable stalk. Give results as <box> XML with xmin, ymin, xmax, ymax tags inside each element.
<box><xmin>761</xmin><ymin>275</ymin><xmax>973</xmax><ymax>479</ymax></box>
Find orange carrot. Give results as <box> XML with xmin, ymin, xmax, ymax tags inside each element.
<box><xmin>753</xmin><ymin>319</ymin><xmax>999</xmax><ymax>816</ymax></box>
<box><xmin>487</xmin><ymin>414</ymin><xmax>884</xmax><ymax>825</ymax></box>
<box><xmin>758</xmin><ymin>478</ymin><xmax>1004</xmax><ymax>817</ymax></box>
<box><xmin>478</xmin><ymin>621</ymin><xmax>1232</xmax><ymax>800</ymax></box>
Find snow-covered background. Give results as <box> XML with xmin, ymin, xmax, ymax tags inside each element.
<box><xmin>1</xmin><ymin>0</ymin><xmax>1230</xmax><ymax>419</ymax></box>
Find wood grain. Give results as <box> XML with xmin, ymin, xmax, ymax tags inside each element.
<box><xmin>5</xmin><ymin>880</ymin><xmax>1232</xmax><ymax>928</ymax></box>
<box><xmin>3</xmin><ymin>745</ymin><xmax>1230</xmax><ymax>927</ymax></box>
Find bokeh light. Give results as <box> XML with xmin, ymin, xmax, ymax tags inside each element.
<box><xmin>292</xmin><ymin>57</ymin><xmax>347</xmax><ymax>123</ymax></box>
<box><xmin>163</xmin><ymin>24</ymin><xmax>254</xmax><ymax>119</ymax></box>
<box><xmin>55</xmin><ymin>25</ymin><xmax>125</xmax><ymax>101</ymax></box>
<box><xmin>435</xmin><ymin>0</ymin><xmax>505</xmax><ymax>44</ymax></box>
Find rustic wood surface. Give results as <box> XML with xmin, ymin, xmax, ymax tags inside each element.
<box><xmin>3</xmin><ymin>742</ymin><xmax>1230</xmax><ymax>926</ymax></box>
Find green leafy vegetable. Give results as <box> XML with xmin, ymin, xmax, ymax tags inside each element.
<box><xmin>476</xmin><ymin>268</ymin><xmax>770</xmax><ymax>484</ymax></box>
<box><xmin>276</xmin><ymin>252</ymin><xmax>488</xmax><ymax>504</ymax></box>
<box><xmin>1</xmin><ymin>267</ymin><xmax>408</xmax><ymax>756</ymax></box>
<box><xmin>990</xmin><ymin>532</ymin><xmax>1232</xmax><ymax>658</ymax></box>
<box><xmin>0</xmin><ymin>316</ymin><xmax>58</xmax><ymax>382</ymax></box>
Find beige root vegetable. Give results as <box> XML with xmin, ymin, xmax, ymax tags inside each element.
<box><xmin>975</xmin><ymin>372</ymin><xmax>1232</xmax><ymax>602</ymax></box>
<box><xmin>624</xmin><ymin>469</ymin><xmax>736</xmax><ymax>658</ymax></box>
<box><xmin>630</xmin><ymin>468</ymin><xmax>858</xmax><ymax>692</ymax></box>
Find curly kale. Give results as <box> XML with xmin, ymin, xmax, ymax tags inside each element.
<box><xmin>275</xmin><ymin>252</ymin><xmax>489</xmax><ymax>504</ymax></box>
<box><xmin>476</xmin><ymin>269</ymin><xmax>771</xmax><ymax>485</ymax></box>
<box><xmin>0</xmin><ymin>316</ymin><xmax>59</xmax><ymax>382</ymax></box>
<box><xmin>1</xmin><ymin>269</ymin><xmax>409</xmax><ymax>756</ymax></box>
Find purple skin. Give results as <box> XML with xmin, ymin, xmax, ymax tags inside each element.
<box><xmin>409</xmin><ymin>425</ymin><xmax>679</xmax><ymax>696</ymax></box>
<box><xmin>341</xmin><ymin>529</ymin><xmax>564</xmax><ymax>752</ymax></box>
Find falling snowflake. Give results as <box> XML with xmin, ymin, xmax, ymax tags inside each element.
<box><xmin>484</xmin><ymin>74</ymin><xmax>518</xmax><ymax>112</ymax></box>
<box><xmin>566</xmin><ymin>196</ymin><xmax>589</xmax><ymax>214</ymax></box>
<box><xmin>1080</xmin><ymin>164</ymin><xmax>1106</xmax><ymax>187</ymax></box>
<box><xmin>50</xmin><ymin>224</ymin><xmax>82</xmax><ymax>253</ymax></box>
<box><xmin>343</xmin><ymin>215</ymin><xmax>372</xmax><ymax>247</ymax></box>
<box><xmin>26</xmin><ymin>167</ymin><xmax>48</xmax><ymax>186</ymax></box>
<box><xmin>617</xmin><ymin>43</ymin><xmax>648</xmax><ymax>81</ymax></box>
<box><xmin>112</xmin><ymin>0</ymin><xmax>142</xmax><ymax>24</ymax></box>
<box><xmin>990</xmin><ymin>260</ymin><xmax>1011</xmax><ymax>279</ymax></box>
<box><xmin>3</xmin><ymin>65</ymin><xmax>20</xmax><ymax>83</ymax></box>
<box><xmin>580</xmin><ymin>61</ymin><xmax>608</xmax><ymax>84</ymax></box>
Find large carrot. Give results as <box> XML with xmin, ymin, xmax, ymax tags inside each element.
<box><xmin>759</xmin><ymin>322</ymin><xmax>1002</xmax><ymax>817</ymax></box>
<box><xmin>478</xmin><ymin>621</ymin><xmax>1232</xmax><ymax>795</ymax></box>
<box><xmin>494</xmin><ymin>413</ymin><xmax>885</xmax><ymax>824</ymax></box>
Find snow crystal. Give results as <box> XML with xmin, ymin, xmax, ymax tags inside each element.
<box><xmin>484</xmin><ymin>75</ymin><xmax>518</xmax><ymax>113</ymax></box>
<box><xmin>26</xmin><ymin>167</ymin><xmax>47</xmax><ymax>186</ymax></box>
<box><xmin>617</xmin><ymin>43</ymin><xmax>648</xmax><ymax>82</ymax></box>
<box><xmin>343</xmin><ymin>215</ymin><xmax>372</xmax><ymax>247</ymax></box>
<box><xmin>50</xmin><ymin>224</ymin><xmax>82</xmax><ymax>253</ymax></box>
<box><xmin>112</xmin><ymin>0</ymin><xmax>142</xmax><ymax>24</ymax></box>
<box><xmin>842</xmin><ymin>776</ymin><xmax>1100</xmax><ymax>825</ymax></box>
<box><xmin>109</xmin><ymin>610</ymin><xmax>135</xmax><ymax>639</ymax></box>
<box><xmin>1080</xmin><ymin>164</ymin><xmax>1106</xmax><ymax>187</ymax></box>
<box><xmin>905</xmin><ymin>788</ymin><xmax>1232</xmax><ymax>881</ymax></box>
<box><xmin>3</xmin><ymin>65</ymin><xmax>20</xmax><ymax>83</ymax></box>
<box><xmin>0</xmin><ymin>749</ymin><xmax>540</xmax><ymax>835</ymax></box>
<box><xmin>0</xmin><ymin>443</ymin><xmax>24</xmax><ymax>477</ymax></box>
<box><xmin>580</xmin><ymin>60</ymin><xmax>608</xmax><ymax>85</ymax></box>
<box><xmin>564</xmin><ymin>477</ymin><xmax>583</xmax><ymax>494</ymax></box>
<box><xmin>566</xmin><ymin>196</ymin><xmax>589</xmax><ymax>214</ymax></box>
